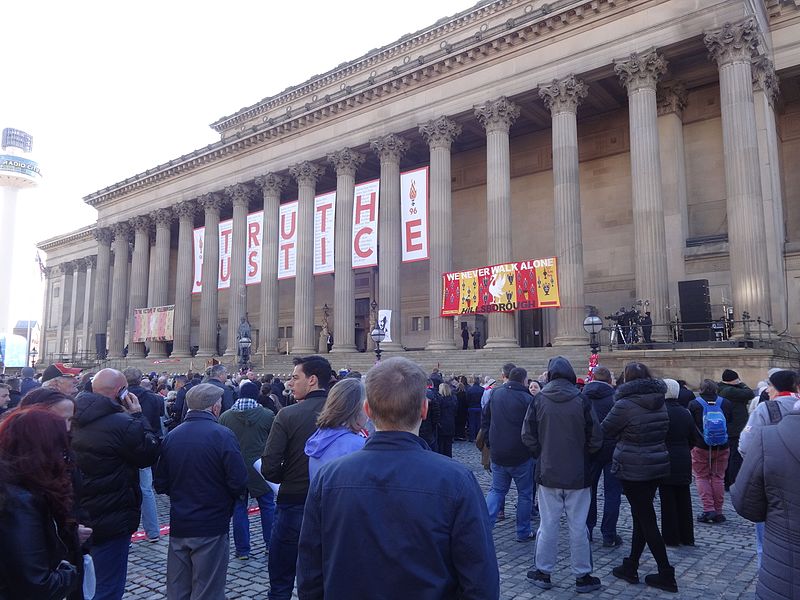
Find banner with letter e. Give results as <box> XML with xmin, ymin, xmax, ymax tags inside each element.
<box><xmin>440</xmin><ymin>257</ymin><xmax>560</xmax><ymax>317</ymax></box>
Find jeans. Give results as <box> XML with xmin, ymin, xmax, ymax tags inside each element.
<box><xmin>486</xmin><ymin>459</ymin><xmax>533</xmax><ymax>540</ymax></box>
<box><xmin>139</xmin><ymin>467</ymin><xmax>160</xmax><ymax>539</ymax></box>
<box><xmin>691</xmin><ymin>447</ymin><xmax>729</xmax><ymax>513</ymax></box>
<box><xmin>755</xmin><ymin>522</ymin><xmax>765</xmax><ymax>567</ymax></box>
<box><xmin>90</xmin><ymin>535</ymin><xmax>131</xmax><ymax>600</ymax></box>
<box><xmin>586</xmin><ymin>460</ymin><xmax>621</xmax><ymax>542</ymax></box>
<box><xmin>268</xmin><ymin>503</ymin><xmax>305</xmax><ymax>600</ymax></box>
<box><xmin>621</xmin><ymin>479</ymin><xmax>671</xmax><ymax>570</ymax></box>
<box><xmin>232</xmin><ymin>490</ymin><xmax>275</xmax><ymax>557</ymax></box>
<box><xmin>535</xmin><ymin>486</ymin><xmax>593</xmax><ymax>576</ymax></box>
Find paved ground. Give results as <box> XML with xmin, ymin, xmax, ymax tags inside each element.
<box><xmin>126</xmin><ymin>440</ymin><xmax>759</xmax><ymax>599</ymax></box>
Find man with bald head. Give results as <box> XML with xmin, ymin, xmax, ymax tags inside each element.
<box><xmin>72</xmin><ymin>368</ymin><xmax>162</xmax><ymax>600</ymax></box>
<box><xmin>155</xmin><ymin>383</ymin><xmax>248</xmax><ymax>600</ymax></box>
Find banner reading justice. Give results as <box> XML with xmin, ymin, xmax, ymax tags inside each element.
<box><xmin>440</xmin><ymin>257</ymin><xmax>561</xmax><ymax>316</ymax></box>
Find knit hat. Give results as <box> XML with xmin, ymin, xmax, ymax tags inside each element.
<box><xmin>239</xmin><ymin>381</ymin><xmax>260</xmax><ymax>400</ymax></box>
<box><xmin>663</xmin><ymin>378</ymin><xmax>680</xmax><ymax>400</ymax></box>
<box><xmin>41</xmin><ymin>363</ymin><xmax>82</xmax><ymax>383</ymax></box>
<box><xmin>721</xmin><ymin>369</ymin><xmax>739</xmax><ymax>383</ymax></box>
<box><xmin>768</xmin><ymin>370</ymin><xmax>797</xmax><ymax>393</ymax></box>
<box><xmin>21</xmin><ymin>367</ymin><xmax>35</xmax><ymax>378</ymax></box>
<box><xmin>768</xmin><ymin>367</ymin><xmax>783</xmax><ymax>377</ymax></box>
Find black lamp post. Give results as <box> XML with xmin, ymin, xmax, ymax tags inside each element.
<box><xmin>238</xmin><ymin>336</ymin><xmax>252</xmax><ymax>370</ymax></box>
<box><xmin>29</xmin><ymin>347</ymin><xmax>38</xmax><ymax>368</ymax></box>
<box><xmin>583</xmin><ymin>315</ymin><xmax>603</xmax><ymax>355</ymax></box>
<box><xmin>370</xmin><ymin>327</ymin><xmax>386</xmax><ymax>363</ymax></box>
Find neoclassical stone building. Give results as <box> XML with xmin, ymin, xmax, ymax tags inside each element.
<box><xmin>37</xmin><ymin>0</ymin><xmax>800</xmax><ymax>369</ymax></box>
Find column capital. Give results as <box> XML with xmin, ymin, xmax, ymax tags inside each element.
<box><xmin>62</xmin><ymin>261</ymin><xmax>76</xmax><ymax>275</ymax></box>
<box><xmin>225</xmin><ymin>183</ymin><xmax>254</xmax><ymax>208</ymax></box>
<box><xmin>419</xmin><ymin>116</ymin><xmax>462</xmax><ymax>150</ymax></box>
<box><xmin>45</xmin><ymin>265</ymin><xmax>58</xmax><ymax>279</ymax></box>
<box><xmin>94</xmin><ymin>226</ymin><xmax>114</xmax><ymax>245</ymax></box>
<box><xmin>73</xmin><ymin>258</ymin><xmax>87</xmax><ymax>272</ymax></box>
<box><xmin>615</xmin><ymin>48</ymin><xmax>667</xmax><ymax>92</ymax></box>
<box><xmin>370</xmin><ymin>134</ymin><xmax>410</xmax><ymax>164</ymax></box>
<box><xmin>538</xmin><ymin>75</ymin><xmax>588</xmax><ymax>114</ymax></box>
<box><xmin>255</xmin><ymin>172</ymin><xmax>288</xmax><ymax>196</ymax></box>
<box><xmin>150</xmin><ymin>207</ymin><xmax>173</xmax><ymax>229</ymax></box>
<box><xmin>174</xmin><ymin>200</ymin><xmax>198</xmax><ymax>221</ymax></box>
<box><xmin>752</xmin><ymin>55</ymin><xmax>780</xmax><ymax>104</ymax></box>
<box><xmin>327</xmin><ymin>148</ymin><xmax>365</xmax><ymax>177</ymax></box>
<box><xmin>83</xmin><ymin>255</ymin><xmax>97</xmax><ymax>270</ymax></box>
<box><xmin>475</xmin><ymin>97</ymin><xmax>520</xmax><ymax>133</ymax></box>
<box><xmin>111</xmin><ymin>221</ymin><xmax>131</xmax><ymax>241</ymax></box>
<box><xmin>657</xmin><ymin>81</ymin><xmax>688</xmax><ymax>117</ymax></box>
<box><xmin>704</xmin><ymin>17</ymin><xmax>760</xmax><ymax>67</ymax></box>
<box><xmin>198</xmin><ymin>192</ymin><xmax>225</xmax><ymax>213</ymax></box>
<box><xmin>289</xmin><ymin>161</ymin><xmax>324</xmax><ymax>187</ymax></box>
<box><xmin>130</xmin><ymin>215</ymin><xmax>151</xmax><ymax>234</ymax></box>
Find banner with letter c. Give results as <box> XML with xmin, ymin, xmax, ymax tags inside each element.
<box><xmin>441</xmin><ymin>257</ymin><xmax>561</xmax><ymax>317</ymax></box>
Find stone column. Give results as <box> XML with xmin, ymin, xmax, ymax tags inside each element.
<box><xmin>148</xmin><ymin>208</ymin><xmax>172</xmax><ymax>358</ymax></box>
<box><xmin>92</xmin><ymin>227</ymin><xmax>113</xmax><ymax>358</ymax></box>
<box><xmin>81</xmin><ymin>256</ymin><xmax>95</xmax><ymax>356</ymax></box>
<box><xmin>371</xmin><ymin>134</ymin><xmax>410</xmax><ymax>352</ymax></box>
<box><xmin>67</xmin><ymin>261</ymin><xmax>81</xmax><ymax>357</ymax></box>
<box><xmin>657</xmin><ymin>82</ymin><xmax>690</xmax><ymax>315</ymax></box>
<box><xmin>328</xmin><ymin>148</ymin><xmax>364</xmax><ymax>353</ymax></box>
<box><xmin>196</xmin><ymin>193</ymin><xmax>224</xmax><ymax>358</ymax></box>
<box><xmin>420</xmin><ymin>116</ymin><xmax>461</xmax><ymax>350</ymax></box>
<box><xmin>40</xmin><ymin>268</ymin><xmax>53</xmax><ymax>360</ymax></box>
<box><xmin>255</xmin><ymin>174</ymin><xmax>287</xmax><ymax>355</ymax></box>
<box><xmin>705</xmin><ymin>19</ymin><xmax>772</xmax><ymax>329</ymax></box>
<box><xmin>128</xmin><ymin>216</ymin><xmax>151</xmax><ymax>359</ymax></box>
<box><xmin>615</xmin><ymin>49</ymin><xmax>670</xmax><ymax>338</ymax></box>
<box><xmin>223</xmin><ymin>184</ymin><xmax>253</xmax><ymax>358</ymax></box>
<box><xmin>55</xmin><ymin>264</ymin><xmax>69</xmax><ymax>357</ymax></box>
<box><xmin>752</xmin><ymin>56</ymin><xmax>785</xmax><ymax>332</ymax></box>
<box><xmin>171</xmin><ymin>201</ymin><xmax>197</xmax><ymax>358</ymax></box>
<box><xmin>475</xmin><ymin>97</ymin><xmax>520</xmax><ymax>348</ymax></box>
<box><xmin>540</xmin><ymin>77</ymin><xmax>592</xmax><ymax>345</ymax></box>
<box><xmin>289</xmin><ymin>162</ymin><xmax>325</xmax><ymax>354</ymax></box>
<box><xmin>108</xmin><ymin>222</ymin><xmax>131</xmax><ymax>359</ymax></box>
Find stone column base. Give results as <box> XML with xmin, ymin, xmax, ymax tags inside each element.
<box><xmin>553</xmin><ymin>335</ymin><xmax>588</xmax><ymax>346</ymax></box>
<box><xmin>331</xmin><ymin>345</ymin><xmax>357</xmax><ymax>353</ymax></box>
<box><xmin>292</xmin><ymin>346</ymin><xmax>316</xmax><ymax>355</ymax></box>
<box><xmin>483</xmin><ymin>337</ymin><xmax>520</xmax><ymax>349</ymax></box>
<box><xmin>425</xmin><ymin>340</ymin><xmax>456</xmax><ymax>351</ymax></box>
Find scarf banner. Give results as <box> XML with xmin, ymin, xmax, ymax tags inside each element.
<box><xmin>441</xmin><ymin>257</ymin><xmax>561</xmax><ymax>316</ymax></box>
<box><xmin>133</xmin><ymin>305</ymin><xmax>175</xmax><ymax>342</ymax></box>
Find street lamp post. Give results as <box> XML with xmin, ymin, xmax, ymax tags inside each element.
<box><xmin>238</xmin><ymin>336</ymin><xmax>252</xmax><ymax>371</ymax></box>
<box><xmin>370</xmin><ymin>327</ymin><xmax>386</xmax><ymax>363</ymax></box>
<box><xmin>29</xmin><ymin>346</ymin><xmax>37</xmax><ymax>368</ymax></box>
<box><xmin>583</xmin><ymin>315</ymin><xmax>603</xmax><ymax>355</ymax></box>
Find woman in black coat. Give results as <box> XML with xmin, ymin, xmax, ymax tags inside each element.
<box><xmin>658</xmin><ymin>379</ymin><xmax>695</xmax><ymax>546</ymax></box>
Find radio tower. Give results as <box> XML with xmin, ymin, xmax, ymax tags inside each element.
<box><xmin>0</xmin><ymin>128</ymin><xmax>41</xmax><ymax>336</ymax></box>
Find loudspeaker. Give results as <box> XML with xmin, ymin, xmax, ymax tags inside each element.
<box><xmin>679</xmin><ymin>280</ymin><xmax>712</xmax><ymax>340</ymax></box>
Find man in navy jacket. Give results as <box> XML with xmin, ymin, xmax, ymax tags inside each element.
<box><xmin>154</xmin><ymin>383</ymin><xmax>248</xmax><ymax>600</ymax></box>
<box><xmin>297</xmin><ymin>356</ymin><xmax>499</xmax><ymax>600</ymax></box>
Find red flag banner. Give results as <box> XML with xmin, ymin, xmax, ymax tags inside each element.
<box><xmin>441</xmin><ymin>257</ymin><xmax>561</xmax><ymax>317</ymax></box>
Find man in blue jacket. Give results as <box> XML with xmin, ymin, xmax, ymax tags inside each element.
<box><xmin>297</xmin><ymin>356</ymin><xmax>499</xmax><ymax>600</ymax></box>
<box><xmin>154</xmin><ymin>383</ymin><xmax>248</xmax><ymax>600</ymax></box>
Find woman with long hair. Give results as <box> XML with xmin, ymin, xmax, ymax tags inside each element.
<box><xmin>20</xmin><ymin>386</ymin><xmax>76</xmax><ymax>429</ymax></box>
<box><xmin>0</xmin><ymin>406</ymin><xmax>80</xmax><ymax>599</ymax></box>
<box><xmin>437</xmin><ymin>382</ymin><xmax>457</xmax><ymax>457</ymax></box>
<box><xmin>304</xmin><ymin>378</ymin><xmax>368</xmax><ymax>480</ymax></box>
<box><xmin>602</xmin><ymin>362</ymin><xmax>676</xmax><ymax>593</ymax></box>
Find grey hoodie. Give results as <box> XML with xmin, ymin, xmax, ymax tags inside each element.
<box><xmin>522</xmin><ymin>356</ymin><xmax>602</xmax><ymax>489</ymax></box>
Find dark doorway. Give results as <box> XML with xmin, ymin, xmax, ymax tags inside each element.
<box><xmin>519</xmin><ymin>310</ymin><xmax>544</xmax><ymax>348</ymax></box>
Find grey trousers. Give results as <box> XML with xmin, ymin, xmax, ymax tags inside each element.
<box><xmin>535</xmin><ymin>486</ymin><xmax>593</xmax><ymax>577</ymax></box>
<box><xmin>167</xmin><ymin>533</ymin><xmax>229</xmax><ymax>600</ymax></box>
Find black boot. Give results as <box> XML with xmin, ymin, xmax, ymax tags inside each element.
<box><xmin>645</xmin><ymin>566</ymin><xmax>678</xmax><ymax>593</ymax></box>
<box><xmin>611</xmin><ymin>558</ymin><xmax>639</xmax><ymax>584</ymax></box>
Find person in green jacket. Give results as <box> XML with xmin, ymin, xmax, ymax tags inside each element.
<box><xmin>219</xmin><ymin>381</ymin><xmax>275</xmax><ymax>559</ymax></box>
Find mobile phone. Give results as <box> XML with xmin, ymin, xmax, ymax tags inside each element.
<box><xmin>118</xmin><ymin>387</ymin><xmax>129</xmax><ymax>404</ymax></box>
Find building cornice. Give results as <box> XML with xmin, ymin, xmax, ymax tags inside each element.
<box><xmin>37</xmin><ymin>224</ymin><xmax>97</xmax><ymax>252</ymax></box>
<box><xmin>83</xmin><ymin>0</ymin><xmax>639</xmax><ymax>208</ymax></box>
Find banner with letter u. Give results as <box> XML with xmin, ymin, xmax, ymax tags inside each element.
<box><xmin>441</xmin><ymin>257</ymin><xmax>561</xmax><ymax>317</ymax></box>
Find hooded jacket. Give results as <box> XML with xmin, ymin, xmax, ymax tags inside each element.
<box><xmin>219</xmin><ymin>404</ymin><xmax>275</xmax><ymax>498</ymax></box>
<box><xmin>662</xmin><ymin>398</ymin><xmax>695</xmax><ymax>486</ymax></box>
<box><xmin>601</xmin><ymin>378</ymin><xmax>670</xmax><ymax>482</ymax></box>
<box><xmin>522</xmin><ymin>357</ymin><xmax>602</xmax><ymax>489</ymax></box>
<box><xmin>481</xmin><ymin>380</ymin><xmax>532</xmax><ymax>467</ymax></box>
<box><xmin>305</xmin><ymin>427</ymin><xmax>366</xmax><ymax>481</ymax></box>
<box><xmin>717</xmin><ymin>381</ymin><xmax>753</xmax><ymax>438</ymax></box>
<box><xmin>71</xmin><ymin>392</ymin><xmax>161</xmax><ymax>544</ymax></box>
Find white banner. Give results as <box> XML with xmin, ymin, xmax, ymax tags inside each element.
<box><xmin>278</xmin><ymin>201</ymin><xmax>299</xmax><ymax>280</ymax></box>
<box><xmin>401</xmin><ymin>166</ymin><xmax>429</xmax><ymax>262</ymax></box>
<box><xmin>377</xmin><ymin>309</ymin><xmax>392</xmax><ymax>343</ymax></box>
<box><xmin>352</xmin><ymin>179</ymin><xmax>380</xmax><ymax>269</ymax></box>
<box><xmin>193</xmin><ymin>212</ymin><xmax>264</xmax><ymax>292</ymax></box>
<box><xmin>314</xmin><ymin>192</ymin><xmax>336</xmax><ymax>275</ymax></box>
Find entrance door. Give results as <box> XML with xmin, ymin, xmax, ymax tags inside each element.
<box><xmin>354</xmin><ymin>298</ymin><xmax>371</xmax><ymax>352</ymax></box>
<box><xmin>519</xmin><ymin>309</ymin><xmax>544</xmax><ymax>348</ymax></box>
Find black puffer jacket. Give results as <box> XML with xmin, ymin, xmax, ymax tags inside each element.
<box><xmin>662</xmin><ymin>399</ymin><xmax>695</xmax><ymax>486</ymax></box>
<box><xmin>602</xmin><ymin>378</ymin><xmax>670</xmax><ymax>482</ymax></box>
<box><xmin>717</xmin><ymin>381</ymin><xmax>753</xmax><ymax>438</ymax></box>
<box><xmin>71</xmin><ymin>392</ymin><xmax>161</xmax><ymax>544</ymax></box>
<box><xmin>583</xmin><ymin>381</ymin><xmax>616</xmax><ymax>465</ymax></box>
<box><xmin>0</xmin><ymin>484</ymin><xmax>79</xmax><ymax>600</ymax></box>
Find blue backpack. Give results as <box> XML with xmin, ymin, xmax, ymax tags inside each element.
<box><xmin>696</xmin><ymin>396</ymin><xmax>728</xmax><ymax>446</ymax></box>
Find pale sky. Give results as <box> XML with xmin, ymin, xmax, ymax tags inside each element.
<box><xmin>2</xmin><ymin>0</ymin><xmax>474</xmax><ymax>331</ymax></box>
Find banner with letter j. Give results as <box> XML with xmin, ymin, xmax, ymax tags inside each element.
<box><xmin>441</xmin><ymin>257</ymin><xmax>560</xmax><ymax>317</ymax></box>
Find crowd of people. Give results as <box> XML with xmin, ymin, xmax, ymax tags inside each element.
<box><xmin>0</xmin><ymin>354</ymin><xmax>797</xmax><ymax>599</ymax></box>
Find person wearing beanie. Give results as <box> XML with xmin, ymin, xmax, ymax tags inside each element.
<box><xmin>716</xmin><ymin>369</ymin><xmax>753</xmax><ymax>490</ymax></box>
<box><xmin>19</xmin><ymin>366</ymin><xmax>41</xmax><ymax>397</ymax></box>
<box><xmin>657</xmin><ymin>379</ymin><xmax>696</xmax><ymax>547</ymax></box>
<box><xmin>219</xmin><ymin>380</ymin><xmax>276</xmax><ymax>560</ymax></box>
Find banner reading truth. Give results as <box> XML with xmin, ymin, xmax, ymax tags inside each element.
<box><xmin>440</xmin><ymin>257</ymin><xmax>561</xmax><ymax>317</ymax></box>
<box><xmin>133</xmin><ymin>305</ymin><xmax>175</xmax><ymax>342</ymax></box>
